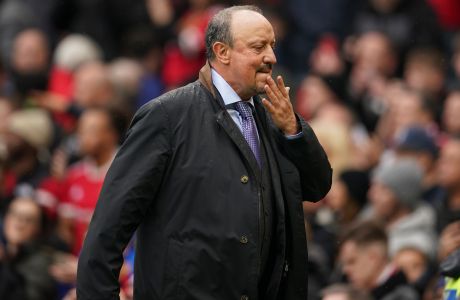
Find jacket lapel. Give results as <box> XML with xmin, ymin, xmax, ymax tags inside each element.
<box><xmin>253</xmin><ymin>98</ymin><xmax>286</xmax><ymax>211</ymax></box>
<box><xmin>199</xmin><ymin>61</ymin><xmax>263</xmax><ymax>178</ymax></box>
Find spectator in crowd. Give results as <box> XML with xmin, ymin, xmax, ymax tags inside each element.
<box><xmin>377</xmin><ymin>82</ymin><xmax>438</xmax><ymax>143</ymax></box>
<box><xmin>346</xmin><ymin>31</ymin><xmax>397</xmax><ymax>132</ymax></box>
<box><xmin>440</xmin><ymin>248</ymin><xmax>460</xmax><ymax>300</ymax></box>
<box><xmin>0</xmin><ymin>109</ymin><xmax>53</xmax><ymax>211</ymax></box>
<box><xmin>321</xmin><ymin>283</ymin><xmax>372</xmax><ymax>300</ymax></box>
<box><xmin>449</xmin><ymin>34</ymin><xmax>460</xmax><ymax>87</ymax></box>
<box><xmin>404</xmin><ymin>47</ymin><xmax>446</xmax><ymax>102</ymax></box>
<box><xmin>8</xmin><ymin>28</ymin><xmax>50</xmax><ymax>101</ymax></box>
<box><xmin>338</xmin><ymin>220</ymin><xmax>418</xmax><ymax>300</ymax></box>
<box><xmin>442</xmin><ymin>89</ymin><xmax>460</xmax><ymax>136</ymax></box>
<box><xmin>393</xmin><ymin>245</ymin><xmax>436</xmax><ymax>296</ymax></box>
<box><xmin>284</xmin><ymin>0</ymin><xmax>354</xmax><ymax>73</ymax></box>
<box><xmin>327</xmin><ymin>169</ymin><xmax>369</xmax><ymax>227</ymax></box>
<box><xmin>36</xmin><ymin>107</ymin><xmax>126</xmax><ymax>254</ymax></box>
<box><xmin>350</xmin><ymin>0</ymin><xmax>442</xmax><ymax>55</ymax></box>
<box><xmin>53</xmin><ymin>107</ymin><xmax>126</xmax><ymax>254</ymax></box>
<box><xmin>435</xmin><ymin>137</ymin><xmax>460</xmax><ymax>232</ymax></box>
<box><xmin>368</xmin><ymin>158</ymin><xmax>437</xmax><ymax>259</ymax></box>
<box><xmin>0</xmin><ymin>196</ymin><xmax>57</xmax><ymax>300</ymax></box>
<box><xmin>393</xmin><ymin>126</ymin><xmax>442</xmax><ymax>204</ymax></box>
<box><xmin>108</xmin><ymin>58</ymin><xmax>144</xmax><ymax>114</ymax></box>
<box><xmin>295</xmin><ymin>74</ymin><xmax>340</xmax><ymax>121</ymax></box>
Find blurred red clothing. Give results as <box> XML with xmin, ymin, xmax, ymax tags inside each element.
<box><xmin>48</xmin><ymin>67</ymin><xmax>77</xmax><ymax>132</ymax></box>
<box><xmin>58</xmin><ymin>158</ymin><xmax>111</xmax><ymax>254</ymax></box>
<box><xmin>38</xmin><ymin>156</ymin><xmax>113</xmax><ymax>254</ymax></box>
<box><xmin>428</xmin><ymin>0</ymin><xmax>460</xmax><ymax>30</ymax></box>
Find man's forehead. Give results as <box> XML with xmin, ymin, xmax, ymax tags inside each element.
<box><xmin>230</xmin><ymin>10</ymin><xmax>274</xmax><ymax>40</ymax></box>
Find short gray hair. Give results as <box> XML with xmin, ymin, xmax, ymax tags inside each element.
<box><xmin>205</xmin><ymin>5</ymin><xmax>263</xmax><ymax>61</ymax></box>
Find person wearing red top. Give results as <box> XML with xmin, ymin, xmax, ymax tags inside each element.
<box><xmin>55</xmin><ymin>107</ymin><xmax>126</xmax><ymax>254</ymax></box>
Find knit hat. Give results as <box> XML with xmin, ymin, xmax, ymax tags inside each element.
<box><xmin>7</xmin><ymin>109</ymin><xmax>53</xmax><ymax>150</ymax></box>
<box><xmin>373</xmin><ymin>159</ymin><xmax>423</xmax><ymax>208</ymax></box>
<box><xmin>394</xmin><ymin>126</ymin><xmax>438</xmax><ymax>157</ymax></box>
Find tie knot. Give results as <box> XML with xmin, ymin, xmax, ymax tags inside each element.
<box><xmin>234</xmin><ymin>101</ymin><xmax>253</xmax><ymax>119</ymax></box>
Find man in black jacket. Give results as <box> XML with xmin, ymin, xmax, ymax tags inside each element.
<box><xmin>77</xmin><ymin>5</ymin><xmax>332</xmax><ymax>300</ymax></box>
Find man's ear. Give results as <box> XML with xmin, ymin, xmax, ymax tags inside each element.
<box><xmin>212</xmin><ymin>42</ymin><xmax>230</xmax><ymax>65</ymax></box>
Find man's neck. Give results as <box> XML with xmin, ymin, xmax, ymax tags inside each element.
<box><xmin>92</xmin><ymin>148</ymin><xmax>116</xmax><ymax>167</ymax></box>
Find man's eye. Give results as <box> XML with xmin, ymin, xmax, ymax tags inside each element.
<box><xmin>254</xmin><ymin>45</ymin><xmax>265</xmax><ymax>51</ymax></box>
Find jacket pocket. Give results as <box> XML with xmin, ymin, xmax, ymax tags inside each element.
<box><xmin>161</xmin><ymin>239</ymin><xmax>185</xmax><ymax>299</ymax></box>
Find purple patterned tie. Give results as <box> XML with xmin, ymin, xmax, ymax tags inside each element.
<box><xmin>234</xmin><ymin>101</ymin><xmax>261</xmax><ymax>167</ymax></box>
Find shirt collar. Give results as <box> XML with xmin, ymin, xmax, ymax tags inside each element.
<box><xmin>211</xmin><ymin>68</ymin><xmax>254</xmax><ymax>107</ymax></box>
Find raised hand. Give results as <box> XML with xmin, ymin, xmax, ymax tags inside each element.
<box><xmin>261</xmin><ymin>75</ymin><xmax>299</xmax><ymax>136</ymax></box>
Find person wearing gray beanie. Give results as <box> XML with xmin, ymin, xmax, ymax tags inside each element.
<box><xmin>372</xmin><ymin>158</ymin><xmax>423</xmax><ymax>209</ymax></box>
<box><xmin>369</xmin><ymin>158</ymin><xmax>438</xmax><ymax>270</ymax></box>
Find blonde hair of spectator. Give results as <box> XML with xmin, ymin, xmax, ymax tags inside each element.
<box><xmin>54</xmin><ymin>34</ymin><xmax>103</xmax><ymax>71</ymax></box>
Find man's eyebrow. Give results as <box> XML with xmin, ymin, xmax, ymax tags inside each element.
<box><xmin>247</xmin><ymin>38</ymin><xmax>276</xmax><ymax>45</ymax></box>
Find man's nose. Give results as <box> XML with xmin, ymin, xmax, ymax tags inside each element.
<box><xmin>264</xmin><ymin>47</ymin><xmax>277</xmax><ymax>65</ymax></box>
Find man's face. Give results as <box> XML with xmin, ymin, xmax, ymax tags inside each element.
<box><xmin>77</xmin><ymin>110</ymin><xmax>115</xmax><ymax>157</ymax></box>
<box><xmin>443</xmin><ymin>93</ymin><xmax>460</xmax><ymax>135</ymax></box>
<box><xmin>339</xmin><ymin>241</ymin><xmax>384</xmax><ymax>290</ymax></box>
<box><xmin>4</xmin><ymin>198</ymin><xmax>41</xmax><ymax>246</ymax></box>
<box><xmin>226</xmin><ymin>10</ymin><xmax>276</xmax><ymax>100</ymax></box>
<box><xmin>393</xmin><ymin>248</ymin><xmax>427</xmax><ymax>283</ymax></box>
<box><xmin>437</xmin><ymin>140</ymin><xmax>460</xmax><ymax>188</ymax></box>
<box><xmin>368</xmin><ymin>181</ymin><xmax>399</xmax><ymax>221</ymax></box>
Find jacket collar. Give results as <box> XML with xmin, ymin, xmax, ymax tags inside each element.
<box><xmin>198</xmin><ymin>61</ymin><xmax>217</xmax><ymax>99</ymax></box>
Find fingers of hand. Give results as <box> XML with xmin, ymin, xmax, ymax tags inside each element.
<box><xmin>262</xmin><ymin>98</ymin><xmax>275</xmax><ymax>113</ymax></box>
<box><xmin>276</xmin><ymin>76</ymin><xmax>289</xmax><ymax>98</ymax></box>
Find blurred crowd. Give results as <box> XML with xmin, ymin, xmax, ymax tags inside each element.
<box><xmin>0</xmin><ymin>0</ymin><xmax>460</xmax><ymax>299</ymax></box>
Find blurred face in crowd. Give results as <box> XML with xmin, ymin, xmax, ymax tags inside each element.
<box><xmin>404</xmin><ymin>60</ymin><xmax>444</xmax><ymax>98</ymax></box>
<box><xmin>368</xmin><ymin>181</ymin><xmax>399</xmax><ymax>221</ymax></box>
<box><xmin>217</xmin><ymin>10</ymin><xmax>276</xmax><ymax>100</ymax></box>
<box><xmin>391</xmin><ymin>89</ymin><xmax>431</xmax><ymax>137</ymax></box>
<box><xmin>370</xmin><ymin>0</ymin><xmax>401</xmax><ymax>13</ymax></box>
<box><xmin>77</xmin><ymin>110</ymin><xmax>117</xmax><ymax>158</ymax></box>
<box><xmin>74</xmin><ymin>62</ymin><xmax>113</xmax><ymax>108</ymax></box>
<box><xmin>323</xmin><ymin>293</ymin><xmax>350</xmax><ymax>300</ymax></box>
<box><xmin>443</xmin><ymin>92</ymin><xmax>460</xmax><ymax>135</ymax></box>
<box><xmin>0</xmin><ymin>98</ymin><xmax>14</xmax><ymax>133</ymax></box>
<box><xmin>4</xmin><ymin>197</ymin><xmax>42</xmax><ymax>247</ymax></box>
<box><xmin>327</xmin><ymin>180</ymin><xmax>349</xmax><ymax>212</ymax></box>
<box><xmin>437</xmin><ymin>139</ymin><xmax>460</xmax><ymax>189</ymax></box>
<box><xmin>340</xmin><ymin>241</ymin><xmax>387</xmax><ymax>290</ymax></box>
<box><xmin>295</xmin><ymin>75</ymin><xmax>336</xmax><ymax>120</ymax></box>
<box><xmin>353</xmin><ymin>32</ymin><xmax>396</xmax><ymax>77</ymax></box>
<box><xmin>12</xmin><ymin>29</ymin><xmax>49</xmax><ymax>72</ymax></box>
<box><xmin>393</xmin><ymin>248</ymin><xmax>427</xmax><ymax>283</ymax></box>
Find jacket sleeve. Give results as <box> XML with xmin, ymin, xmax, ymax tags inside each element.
<box><xmin>76</xmin><ymin>100</ymin><xmax>172</xmax><ymax>300</ymax></box>
<box><xmin>276</xmin><ymin>115</ymin><xmax>332</xmax><ymax>202</ymax></box>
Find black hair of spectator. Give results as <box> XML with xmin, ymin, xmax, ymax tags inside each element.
<box><xmin>339</xmin><ymin>220</ymin><xmax>387</xmax><ymax>249</ymax></box>
<box><xmin>3</xmin><ymin>197</ymin><xmax>50</xmax><ymax>240</ymax></box>
<box><xmin>93</xmin><ymin>106</ymin><xmax>130</xmax><ymax>145</ymax></box>
<box><xmin>205</xmin><ymin>5</ymin><xmax>263</xmax><ymax>61</ymax></box>
<box><xmin>405</xmin><ymin>47</ymin><xmax>447</xmax><ymax>73</ymax></box>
